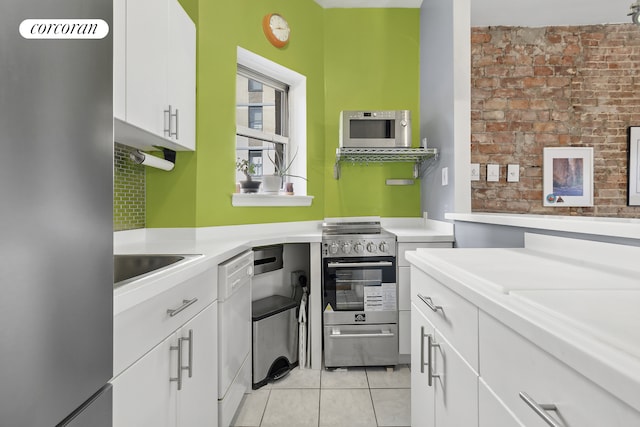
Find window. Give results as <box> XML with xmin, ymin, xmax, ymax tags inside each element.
<box><xmin>234</xmin><ymin>47</ymin><xmax>311</xmax><ymax>206</ymax></box>
<box><xmin>235</xmin><ymin>66</ymin><xmax>288</xmax><ymax>182</ymax></box>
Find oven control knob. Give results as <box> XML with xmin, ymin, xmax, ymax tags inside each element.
<box><xmin>342</xmin><ymin>242</ymin><xmax>352</xmax><ymax>254</ymax></box>
<box><xmin>379</xmin><ymin>242</ymin><xmax>389</xmax><ymax>253</ymax></box>
<box><xmin>354</xmin><ymin>242</ymin><xmax>364</xmax><ymax>253</ymax></box>
<box><xmin>329</xmin><ymin>242</ymin><xmax>339</xmax><ymax>255</ymax></box>
<box><xmin>366</xmin><ymin>242</ymin><xmax>377</xmax><ymax>253</ymax></box>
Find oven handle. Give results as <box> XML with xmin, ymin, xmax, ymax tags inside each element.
<box><xmin>329</xmin><ymin>329</ymin><xmax>395</xmax><ymax>338</ymax></box>
<box><xmin>327</xmin><ymin>261</ymin><xmax>393</xmax><ymax>268</ymax></box>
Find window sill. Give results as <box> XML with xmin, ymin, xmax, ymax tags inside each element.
<box><xmin>232</xmin><ymin>193</ymin><xmax>314</xmax><ymax>207</ymax></box>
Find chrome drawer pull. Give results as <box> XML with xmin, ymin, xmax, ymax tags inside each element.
<box><xmin>519</xmin><ymin>392</ymin><xmax>563</xmax><ymax>427</ymax></box>
<box><xmin>167</xmin><ymin>297</ymin><xmax>198</xmax><ymax>317</ymax></box>
<box><xmin>417</xmin><ymin>294</ymin><xmax>443</xmax><ymax>313</ymax></box>
<box><xmin>427</xmin><ymin>334</ymin><xmax>440</xmax><ymax>387</ymax></box>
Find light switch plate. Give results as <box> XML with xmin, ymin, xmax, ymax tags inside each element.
<box><xmin>441</xmin><ymin>167</ymin><xmax>448</xmax><ymax>186</ymax></box>
<box><xmin>487</xmin><ymin>164</ymin><xmax>499</xmax><ymax>182</ymax></box>
<box><xmin>507</xmin><ymin>164</ymin><xmax>520</xmax><ymax>182</ymax></box>
<box><xmin>470</xmin><ymin>163</ymin><xmax>480</xmax><ymax>181</ymax></box>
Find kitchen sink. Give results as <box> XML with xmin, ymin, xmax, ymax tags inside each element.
<box><xmin>114</xmin><ymin>254</ymin><xmax>190</xmax><ymax>288</ymax></box>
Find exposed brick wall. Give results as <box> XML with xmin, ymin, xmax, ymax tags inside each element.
<box><xmin>471</xmin><ymin>24</ymin><xmax>640</xmax><ymax>217</ymax></box>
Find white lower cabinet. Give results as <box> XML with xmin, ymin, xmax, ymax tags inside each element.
<box><xmin>112</xmin><ymin>332</ymin><xmax>176</xmax><ymax>427</ymax></box>
<box><xmin>479</xmin><ymin>311</ymin><xmax>640</xmax><ymax>427</ymax></box>
<box><xmin>411</xmin><ymin>302</ymin><xmax>478</xmax><ymax>427</ymax></box>
<box><xmin>398</xmin><ymin>242</ymin><xmax>452</xmax><ymax>361</ymax></box>
<box><xmin>112</xmin><ymin>302</ymin><xmax>218</xmax><ymax>427</ymax></box>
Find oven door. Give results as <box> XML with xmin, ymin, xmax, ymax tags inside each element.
<box><xmin>322</xmin><ymin>256</ymin><xmax>397</xmax><ymax>325</ymax></box>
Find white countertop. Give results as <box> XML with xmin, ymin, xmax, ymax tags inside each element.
<box><xmin>406</xmin><ymin>233</ymin><xmax>640</xmax><ymax>413</ymax></box>
<box><xmin>113</xmin><ymin>217</ymin><xmax>454</xmax><ymax>313</ymax></box>
<box><xmin>445</xmin><ymin>212</ymin><xmax>640</xmax><ymax>240</ymax></box>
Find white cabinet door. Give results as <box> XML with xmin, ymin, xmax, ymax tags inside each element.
<box><xmin>177</xmin><ymin>303</ymin><xmax>218</xmax><ymax>427</ymax></box>
<box><xmin>126</xmin><ymin>0</ymin><xmax>168</xmax><ymax>138</ymax></box>
<box><xmin>113</xmin><ymin>0</ymin><xmax>126</xmax><ymax>120</ymax></box>
<box><xmin>112</xmin><ymin>333</ymin><xmax>177</xmax><ymax>427</ymax></box>
<box><xmin>432</xmin><ymin>330</ymin><xmax>478</xmax><ymax>427</ymax></box>
<box><xmin>167</xmin><ymin>0</ymin><xmax>196</xmax><ymax>150</ymax></box>
<box><xmin>411</xmin><ymin>304</ymin><xmax>435</xmax><ymax>427</ymax></box>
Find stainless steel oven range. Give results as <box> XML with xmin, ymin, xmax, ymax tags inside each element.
<box><xmin>321</xmin><ymin>219</ymin><xmax>398</xmax><ymax>368</ymax></box>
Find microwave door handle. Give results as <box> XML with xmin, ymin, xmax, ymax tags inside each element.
<box><xmin>327</xmin><ymin>261</ymin><xmax>393</xmax><ymax>268</ymax></box>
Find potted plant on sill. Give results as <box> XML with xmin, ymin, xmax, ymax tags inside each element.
<box><xmin>263</xmin><ymin>146</ymin><xmax>306</xmax><ymax>194</ymax></box>
<box><xmin>236</xmin><ymin>158</ymin><xmax>261</xmax><ymax>193</ymax></box>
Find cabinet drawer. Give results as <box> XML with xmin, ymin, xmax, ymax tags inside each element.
<box><xmin>114</xmin><ymin>267</ymin><xmax>216</xmax><ymax>376</ymax></box>
<box><xmin>411</xmin><ymin>267</ymin><xmax>478</xmax><ymax>371</ymax></box>
<box><xmin>479</xmin><ymin>378</ymin><xmax>524</xmax><ymax>427</ymax></box>
<box><xmin>398</xmin><ymin>242</ymin><xmax>452</xmax><ymax>267</ymax></box>
<box><xmin>479</xmin><ymin>312</ymin><xmax>640</xmax><ymax>427</ymax></box>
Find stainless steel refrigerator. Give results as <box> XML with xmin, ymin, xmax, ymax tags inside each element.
<box><xmin>0</xmin><ymin>0</ymin><xmax>113</xmax><ymax>426</ymax></box>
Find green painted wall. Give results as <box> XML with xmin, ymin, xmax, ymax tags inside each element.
<box><xmin>146</xmin><ymin>2</ymin><xmax>421</xmax><ymax>227</ymax></box>
<box><xmin>323</xmin><ymin>9</ymin><xmax>421</xmax><ymax>218</ymax></box>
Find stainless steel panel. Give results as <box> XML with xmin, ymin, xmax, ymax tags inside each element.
<box><xmin>323</xmin><ymin>324</ymin><xmax>398</xmax><ymax>368</ymax></box>
<box><xmin>0</xmin><ymin>0</ymin><xmax>113</xmax><ymax>425</ymax></box>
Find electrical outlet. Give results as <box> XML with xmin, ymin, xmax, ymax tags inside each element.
<box><xmin>291</xmin><ymin>270</ymin><xmax>305</xmax><ymax>287</ymax></box>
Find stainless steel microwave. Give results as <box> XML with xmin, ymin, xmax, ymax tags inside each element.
<box><xmin>340</xmin><ymin>110</ymin><xmax>411</xmax><ymax>148</ymax></box>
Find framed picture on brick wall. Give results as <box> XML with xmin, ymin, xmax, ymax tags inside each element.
<box><xmin>628</xmin><ymin>127</ymin><xmax>640</xmax><ymax>206</ymax></box>
<box><xmin>543</xmin><ymin>147</ymin><xmax>593</xmax><ymax>207</ymax></box>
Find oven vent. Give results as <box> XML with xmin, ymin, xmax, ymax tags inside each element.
<box><xmin>253</xmin><ymin>244</ymin><xmax>283</xmax><ymax>275</ymax></box>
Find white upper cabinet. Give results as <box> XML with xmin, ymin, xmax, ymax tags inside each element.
<box><xmin>113</xmin><ymin>0</ymin><xmax>196</xmax><ymax>151</ymax></box>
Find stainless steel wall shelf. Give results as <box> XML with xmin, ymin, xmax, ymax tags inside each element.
<box><xmin>333</xmin><ymin>147</ymin><xmax>438</xmax><ymax>179</ymax></box>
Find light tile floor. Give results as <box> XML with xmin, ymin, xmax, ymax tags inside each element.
<box><xmin>231</xmin><ymin>365</ymin><xmax>411</xmax><ymax>427</ymax></box>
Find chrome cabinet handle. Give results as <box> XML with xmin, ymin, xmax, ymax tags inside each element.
<box><xmin>164</xmin><ymin>106</ymin><xmax>171</xmax><ymax>137</ymax></box>
<box><xmin>427</xmin><ymin>334</ymin><xmax>440</xmax><ymax>387</ymax></box>
<box><xmin>519</xmin><ymin>392</ymin><xmax>562</xmax><ymax>427</ymax></box>
<box><xmin>163</xmin><ymin>105</ymin><xmax>179</xmax><ymax>139</ymax></box>
<box><xmin>418</xmin><ymin>294</ymin><xmax>443</xmax><ymax>313</ymax></box>
<box><xmin>420</xmin><ymin>326</ymin><xmax>428</xmax><ymax>374</ymax></box>
<box><xmin>182</xmin><ymin>329</ymin><xmax>193</xmax><ymax>378</ymax></box>
<box><xmin>167</xmin><ymin>297</ymin><xmax>198</xmax><ymax>317</ymax></box>
<box><xmin>170</xmin><ymin>337</ymin><xmax>184</xmax><ymax>390</ymax></box>
<box><xmin>173</xmin><ymin>108</ymin><xmax>179</xmax><ymax>140</ymax></box>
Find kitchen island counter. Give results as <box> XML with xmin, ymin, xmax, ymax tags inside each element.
<box><xmin>406</xmin><ymin>233</ymin><xmax>640</xmax><ymax>416</ymax></box>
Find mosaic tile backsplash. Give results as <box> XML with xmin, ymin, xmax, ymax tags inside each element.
<box><xmin>114</xmin><ymin>143</ymin><xmax>145</xmax><ymax>231</ymax></box>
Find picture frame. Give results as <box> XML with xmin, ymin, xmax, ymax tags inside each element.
<box><xmin>543</xmin><ymin>147</ymin><xmax>593</xmax><ymax>207</ymax></box>
<box><xmin>628</xmin><ymin>126</ymin><xmax>640</xmax><ymax>206</ymax></box>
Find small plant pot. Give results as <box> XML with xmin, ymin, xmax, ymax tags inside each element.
<box><xmin>261</xmin><ymin>175</ymin><xmax>282</xmax><ymax>193</ymax></box>
<box><xmin>240</xmin><ymin>180</ymin><xmax>261</xmax><ymax>193</ymax></box>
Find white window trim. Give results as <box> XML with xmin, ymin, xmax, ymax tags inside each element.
<box><xmin>234</xmin><ymin>47</ymin><xmax>309</xmax><ymax>207</ymax></box>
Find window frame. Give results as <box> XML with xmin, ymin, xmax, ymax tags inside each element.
<box><xmin>234</xmin><ymin>47</ymin><xmax>311</xmax><ymax>207</ymax></box>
